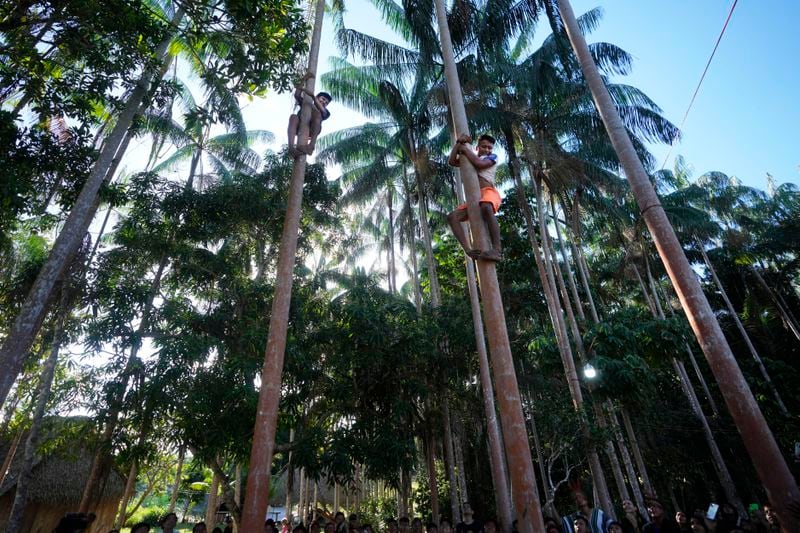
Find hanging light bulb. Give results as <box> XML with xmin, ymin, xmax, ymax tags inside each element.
<box><xmin>583</xmin><ymin>363</ymin><xmax>597</xmax><ymax>380</ymax></box>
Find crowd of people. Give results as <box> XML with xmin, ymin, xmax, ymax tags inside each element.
<box><xmin>53</xmin><ymin>490</ymin><xmax>785</xmax><ymax>533</ymax></box>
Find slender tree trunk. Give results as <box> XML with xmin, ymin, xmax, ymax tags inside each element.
<box><xmin>594</xmin><ymin>406</ymin><xmax>629</xmax><ymax>504</ymax></box>
<box><xmin>299</xmin><ymin>468</ymin><xmax>306</xmax><ymax>521</ymax></box>
<box><xmin>443</xmin><ymin>403</ymin><xmax>461</xmax><ymax>524</ymax></box>
<box><xmin>657</xmin><ymin>275</ymin><xmax>721</xmax><ymax>418</ymax></box>
<box><xmin>672</xmin><ymin>359</ymin><xmax>744</xmax><ymax>516</ymax></box>
<box><xmin>698</xmin><ymin>245</ymin><xmax>789</xmax><ymax>416</ymax></box>
<box><xmin>0</xmin><ymin>12</ymin><xmax>182</xmax><ymax>408</ymax></box>
<box><xmin>454</xmin><ymin>431</ymin><xmax>470</xmax><ymax>512</ymax></box>
<box><xmin>168</xmin><ymin>446</ymin><xmax>186</xmax><ymax>513</ymax></box>
<box><xmin>565</xmin><ymin>196</ymin><xmax>600</xmax><ymax>323</ymax></box>
<box><xmin>115</xmin><ymin>461</ymin><xmax>138</xmax><ymax>528</ymax></box>
<box><xmin>402</xmin><ymin>167</ymin><xmax>423</xmax><ymax>313</ymax></box>
<box><xmin>285</xmin><ymin>428</ymin><xmax>296</xmax><ymax>523</ymax></box>
<box><xmin>750</xmin><ymin>266</ymin><xmax>800</xmax><ymax>341</ymax></box>
<box><xmin>240</xmin><ymin>0</ymin><xmax>325</xmax><ymax>527</ymax></box>
<box><xmin>425</xmin><ymin>432</ymin><xmax>440</xmax><ymax>524</ymax></box>
<box><xmin>550</xmin><ymin>198</ymin><xmax>585</xmax><ymax>321</ymax></box>
<box><xmin>388</xmin><ymin>189</ymin><xmax>396</xmax><ymax>293</ymax></box>
<box><xmin>453</xmin><ymin>138</ymin><xmax>512</xmax><ymax>532</ymax></box>
<box><xmin>620</xmin><ymin>408</ymin><xmax>655</xmax><ymax>498</ymax></box>
<box><xmin>643</xmin><ymin>268</ymin><xmax>743</xmax><ymax>513</ymax></box>
<box><xmin>434</xmin><ymin>5</ymin><xmax>544</xmax><ymax>530</ymax></box>
<box><xmin>206</xmin><ymin>471</ymin><xmax>221</xmax><ymax>526</ymax></box>
<box><xmin>607</xmin><ymin>406</ymin><xmax>648</xmax><ymax>518</ymax></box>
<box><xmin>529</xmin><ymin>172</ymin><xmax>613</xmax><ymax>517</ymax></box>
<box><xmin>0</xmin><ymin>428</ymin><xmax>23</xmax><ymax>487</ymax></box>
<box><xmin>5</xmin><ymin>290</ymin><xmax>69</xmax><ymax>533</ymax></box>
<box><xmin>555</xmin><ymin>1</ymin><xmax>800</xmax><ymax>526</ymax></box>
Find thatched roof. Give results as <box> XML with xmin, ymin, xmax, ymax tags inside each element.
<box><xmin>0</xmin><ymin>440</ymin><xmax>125</xmax><ymax>505</ymax></box>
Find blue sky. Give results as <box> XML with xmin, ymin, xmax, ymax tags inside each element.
<box><xmin>244</xmin><ymin>0</ymin><xmax>799</xmax><ymax>191</ymax></box>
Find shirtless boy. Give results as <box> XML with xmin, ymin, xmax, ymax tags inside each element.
<box><xmin>446</xmin><ymin>133</ymin><xmax>502</xmax><ymax>262</ymax></box>
<box><xmin>287</xmin><ymin>71</ymin><xmax>332</xmax><ymax>156</ymax></box>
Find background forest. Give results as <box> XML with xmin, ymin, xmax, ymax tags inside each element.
<box><xmin>1</xmin><ymin>0</ymin><xmax>798</xmax><ymax>531</ymax></box>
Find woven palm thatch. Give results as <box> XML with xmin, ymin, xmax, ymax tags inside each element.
<box><xmin>0</xmin><ymin>440</ymin><xmax>124</xmax><ymax>504</ymax></box>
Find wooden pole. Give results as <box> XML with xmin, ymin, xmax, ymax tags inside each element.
<box><xmin>432</xmin><ymin>2</ymin><xmax>543</xmax><ymax>531</ymax></box>
<box><xmin>240</xmin><ymin>0</ymin><xmax>325</xmax><ymax>528</ymax></box>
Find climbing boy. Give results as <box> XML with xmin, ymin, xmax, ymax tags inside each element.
<box><xmin>287</xmin><ymin>71</ymin><xmax>332</xmax><ymax>157</ymax></box>
<box><xmin>446</xmin><ymin>133</ymin><xmax>503</xmax><ymax>261</ymax></box>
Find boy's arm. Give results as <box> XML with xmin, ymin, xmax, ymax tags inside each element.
<box><xmin>457</xmin><ymin>146</ymin><xmax>495</xmax><ymax>170</ymax></box>
<box><xmin>447</xmin><ymin>143</ymin><xmax>461</xmax><ymax>167</ymax></box>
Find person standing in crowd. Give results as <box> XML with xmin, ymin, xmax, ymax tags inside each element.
<box><xmin>542</xmin><ymin>517</ymin><xmax>560</xmax><ymax>533</ymax></box>
<box><xmin>160</xmin><ymin>513</ymin><xmax>179</xmax><ymax>533</ymax></box>
<box><xmin>439</xmin><ymin>518</ymin><xmax>453</xmax><ymax>533</ymax></box>
<box><xmin>456</xmin><ymin>505</ymin><xmax>482</xmax><ymax>533</ymax></box>
<box><xmin>621</xmin><ymin>499</ymin><xmax>646</xmax><ymax>533</ymax></box>
<box><xmin>399</xmin><ymin>516</ymin><xmax>411</xmax><ymax>533</ymax></box>
<box><xmin>412</xmin><ymin>517</ymin><xmax>424</xmax><ymax>533</ymax></box>
<box><xmin>131</xmin><ymin>524</ymin><xmax>150</xmax><ymax>533</ymax></box>
<box><xmin>675</xmin><ymin>511</ymin><xmax>690</xmax><ymax>532</ymax></box>
<box><xmin>335</xmin><ymin>512</ymin><xmax>348</xmax><ymax>533</ymax></box>
<box><xmin>688</xmin><ymin>515</ymin><xmax>708</xmax><ymax>533</ymax></box>
<box><xmin>562</xmin><ymin>490</ymin><xmax>609</xmax><ymax>533</ymax></box>
<box><xmin>483</xmin><ymin>519</ymin><xmax>498</xmax><ymax>533</ymax></box>
<box><xmin>608</xmin><ymin>521</ymin><xmax>624</xmax><ymax>533</ymax></box>
<box><xmin>573</xmin><ymin>516</ymin><xmax>591</xmax><ymax>533</ymax></box>
<box><xmin>763</xmin><ymin>504</ymin><xmax>781</xmax><ymax>532</ymax></box>
<box><xmin>193</xmin><ymin>523</ymin><xmax>208</xmax><ymax>533</ymax></box>
<box><xmin>426</xmin><ymin>522</ymin><xmax>438</xmax><ymax>533</ymax></box>
<box><xmin>643</xmin><ymin>498</ymin><xmax>679</xmax><ymax>533</ymax></box>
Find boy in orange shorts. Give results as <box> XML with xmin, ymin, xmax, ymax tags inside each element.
<box><xmin>446</xmin><ymin>133</ymin><xmax>502</xmax><ymax>261</ymax></box>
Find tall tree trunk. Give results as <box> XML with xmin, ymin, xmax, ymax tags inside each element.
<box><xmin>657</xmin><ymin>283</ymin><xmax>721</xmax><ymax>418</ymax></box>
<box><xmin>620</xmin><ymin>408</ymin><xmax>655</xmax><ymax>498</ymax></box>
<box><xmin>285</xmin><ymin>428</ymin><xmax>296</xmax><ymax>522</ymax></box>
<box><xmin>0</xmin><ymin>11</ymin><xmax>182</xmax><ymax>408</ymax></box>
<box><xmin>698</xmin><ymin>244</ymin><xmax>789</xmax><ymax>416</ymax></box>
<box><xmin>530</xmin><ymin>172</ymin><xmax>614</xmax><ymax>517</ymax></box>
<box><xmin>453</xmin><ymin>431</ymin><xmax>470</xmax><ymax>513</ymax></box>
<box><xmin>240</xmin><ymin>0</ymin><xmax>325</xmax><ymax>527</ymax></box>
<box><xmin>5</xmin><ymin>288</ymin><xmax>69</xmax><ymax>533</ymax></box>
<box><xmin>452</xmin><ymin>135</ymin><xmax>512</xmax><ymax>532</ymax></box>
<box><xmin>412</xmin><ymin>169</ymin><xmax>441</xmax><ymax>306</ymax></box>
<box><xmin>555</xmin><ymin>1</ymin><xmax>800</xmax><ymax>526</ymax></box>
<box><xmin>607</xmin><ymin>406</ymin><xmax>648</xmax><ymax>518</ymax></box>
<box><xmin>643</xmin><ymin>267</ymin><xmax>744</xmax><ymax>514</ymax></box>
<box><xmin>672</xmin><ymin>359</ymin><xmax>745</xmax><ymax>516</ymax></box>
<box><xmin>168</xmin><ymin>446</ymin><xmax>186</xmax><ymax>513</ymax></box>
<box><xmin>425</xmin><ymin>432</ymin><xmax>440</xmax><ymax>524</ymax></box>
<box><xmin>594</xmin><ymin>407</ymin><xmax>630</xmax><ymax>504</ymax></box>
<box><xmin>749</xmin><ymin>266</ymin><xmax>800</xmax><ymax>341</ymax></box>
<box><xmin>442</xmin><ymin>402</ymin><xmax>461</xmax><ymax>524</ymax></box>
<box><xmin>206</xmin><ymin>471</ymin><xmax>221</xmax><ymax>527</ymax></box>
<box><xmin>115</xmin><ymin>461</ymin><xmax>138</xmax><ymax>528</ymax></box>
<box><xmin>550</xmin><ymin>197</ymin><xmax>585</xmax><ymax>321</ymax></box>
<box><xmin>434</xmin><ymin>4</ymin><xmax>544</xmax><ymax>530</ymax></box>
<box><xmin>402</xmin><ymin>166</ymin><xmax>423</xmax><ymax>313</ymax></box>
<box><xmin>388</xmin><ymin>189</ymin><xmax>396</xmax><ymax>293</ymax></box>
<box><xmin>565</xmin><ymin>195</ymin><xmax>600</xmax><ymax>323</ymax></box>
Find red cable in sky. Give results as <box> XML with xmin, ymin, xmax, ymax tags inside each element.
<box><xmin>660</xmin><ymin>0</ymin><xmax>739</xmax><ymax>170</ymax></box>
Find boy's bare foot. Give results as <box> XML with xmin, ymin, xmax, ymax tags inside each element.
<box><xmin>466</xmin><ymin>249</ymin><xmax>481</xmax><ymax>260</ymax></box>
<box><xmin>480</xmin><ymin>249</ymin><xmax>503</xmax><ymax>262</ymax></box>
<box><xmin>288</xmin><ymin>146</ymin><xmax>301</xmax><ymax>157</ymax></box>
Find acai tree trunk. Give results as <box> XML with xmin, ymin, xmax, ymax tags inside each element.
<box><xmin>6</xmin><ymin>287</ymin><xmax>70</xmax><ymax>533</ymax></box>
<box><xmin>555</xmin><ymin>1</ymin><xmax>799</xmax><ymax>526</ymax></box>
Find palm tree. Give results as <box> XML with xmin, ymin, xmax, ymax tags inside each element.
<box><xmin>432</xmin><ymin>2</ymin><xmax>545</xmax><ymax>532</ymax></box>
<box><xmin>553</xmin><ymin>0</ymin><xmax>800</xmax><ymax>527</ymax></box>
<box><xmin>241</xmin><ymin>0</ymin><xmax>327</xmax><ymax>527</ymax></box>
